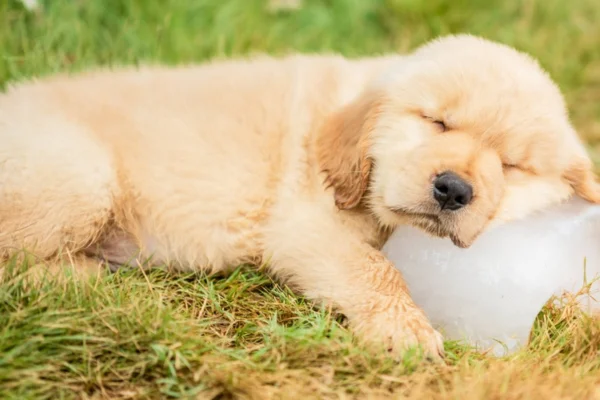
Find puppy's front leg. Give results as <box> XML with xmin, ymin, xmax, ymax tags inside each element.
<box><xmin>266</xmin><ymin>227</ymin><xmax>444</xmax><ymax>359</ymax></box>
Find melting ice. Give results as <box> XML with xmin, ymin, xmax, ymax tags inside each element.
<box><xmin>383</xmin><ymin>196</ymin><xmax>600</xmax><ymax>356</ymax></box>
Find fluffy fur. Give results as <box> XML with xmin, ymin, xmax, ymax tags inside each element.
<box><xmin>1</xmin><ymin>35</ymin><xmax>599</xmax><ymax>359</ymax></box>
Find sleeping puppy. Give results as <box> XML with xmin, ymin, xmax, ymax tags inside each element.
<box><xmin>1</xmin><ymin>35</ymin><xmax>598</xmax><ymax>359</ymax></box>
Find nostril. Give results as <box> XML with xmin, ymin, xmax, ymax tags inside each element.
<box><xmin>454</xmin><ymin>195</ymin><xmax>464</xmax><ymax>205</ymax></box>
<box><xmin>435</xmin><ymin>182</ymin><xmax>449</xmax><ymax>194</ymax></box>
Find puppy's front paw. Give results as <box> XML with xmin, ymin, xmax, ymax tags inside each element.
<box><xmin>350</xmin><ymin>298</ymin><xmax>444</xmax><ymax>360</ymax></box>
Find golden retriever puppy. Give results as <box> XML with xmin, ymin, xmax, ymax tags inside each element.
<box><xmin>1</xmin><ymin>35</ymin><xmax>598</xmax><ymax>359</ymax></box>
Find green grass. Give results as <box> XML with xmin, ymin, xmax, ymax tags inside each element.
<box><xmin>1</xmin><ymin>0</ymin><xmax>600</xmax><ymax>398</ymax></box>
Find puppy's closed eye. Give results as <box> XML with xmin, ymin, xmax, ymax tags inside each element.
<box><xmin>422</xmin><ymin>115</ymin><xmax>447</xmax><ymax>132</ymax></box>
<box><xmin>502</xmin><ymin>163</ymin><xmax>519</xmax><ymax>170</ymax></box>
<box><xmin>502</xmin><ymin>163</ymin><xmax>534</xmax><ymax>175</ymax></box>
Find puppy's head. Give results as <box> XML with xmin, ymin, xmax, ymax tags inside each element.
<box><xmin>318</xmin><ymin>35</ymin><xmax>600</xmax><ymax>248</ymax></box>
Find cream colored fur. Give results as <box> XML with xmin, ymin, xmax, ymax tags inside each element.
<box><xmin>1</xmin><ymin>35</ymin><xmax>599</xmax><ymax>359</ymax></box>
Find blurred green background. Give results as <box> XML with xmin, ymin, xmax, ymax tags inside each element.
<box><xmin>2</xmin><ymin>0</ymin><xmax>599</xmax><ymax>157</ymax></box>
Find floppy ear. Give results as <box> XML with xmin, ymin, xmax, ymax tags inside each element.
<box><xmin>564</xmin><ymin>156</ymin><xmax>600</xmax><ymax>203</ymax></box>
<box><xmin>316</xmin><ymin>92</ymin><xmax>382</xmax><ymax>209</ymax></box>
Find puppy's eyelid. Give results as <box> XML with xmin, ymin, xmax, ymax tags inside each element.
<box><xmin>503</xmin><ymin>163</ymin><xmax>538</xmax><ymax>176</ymax></box>
<box><xmin>422</xmin><ymin>115</ymin><xmax>448</xmax><ymax>132</ymax></box>
<box><xmin>433</xmin><ymin>120</ymin><xmax>447</xmax><ymax>132</ymax></box>
<box><xmin>502</xmin><ymin>163</ymin><xmax>521</xmax><ymax>170</ymax></box>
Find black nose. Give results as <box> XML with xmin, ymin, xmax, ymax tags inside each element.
<box><xmin>433</xmin><ymin>171</ymin><xmax>473</xmax><ymax>211</ymax></box>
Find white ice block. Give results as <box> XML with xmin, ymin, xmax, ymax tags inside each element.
<box><xmin>382</xmin><ymin>196</ymin><xmax>600</xmax><ymax>356</ymax></box>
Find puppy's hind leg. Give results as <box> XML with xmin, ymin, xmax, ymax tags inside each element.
<box><xmin>0</xmin><ymin>114</ymin><xmax>119</xmax><ymax>263</ymax></box>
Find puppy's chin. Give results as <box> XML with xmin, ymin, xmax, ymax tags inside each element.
<box><xmin>448</xmin><ymin>234</ymin><xmax>472</xmax><ymax>249</ymax></box>
<box><xmin>377</xmin><ymin>204</ymin><xmax>482</xmax><ymax>249</ymax></box>
<box><xmin>427</xmin><ymin>225</ymin><xmax>478</xmax><ymax>249</ymax></box>
<box><xmin>418</xmin><ymin>221</ymin><xmax>474</xmax><ymax>249</ymax></box>
<box><xmin>395</xmin><ymin>211</ymin><xmax>479</xmax><ymax>249</ymax></box>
